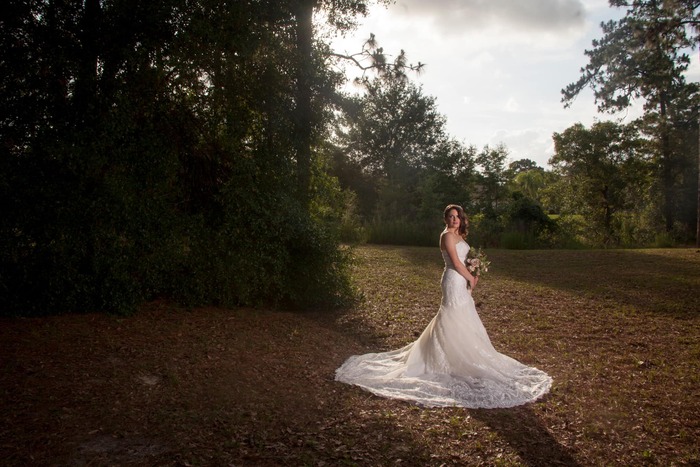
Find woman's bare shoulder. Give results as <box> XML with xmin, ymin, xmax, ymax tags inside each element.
<box><xmin>440</xmin><ymin>230</ymin><xmax>459</xmax><ymax>248</ymax></box>
<box><xmin>439</xmin><ymin>230</ymin><xmax>449</xmax><ymax>249</ymax></box>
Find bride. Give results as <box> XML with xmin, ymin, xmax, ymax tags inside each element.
<box><xmin>335</xmin><ymin>204</ymin><xmax>552</xmax><ymax>408</ymax></box>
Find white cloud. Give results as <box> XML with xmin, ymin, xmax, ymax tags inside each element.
<box><xmin>490</xmin><ymin>128</ymin><xmax>555</xmax><ymax>167</ymax></box>
<box><xmin>505</xmin><ymin>97</ymin><xmax>520</xmax><ymax>112</ymax></box>
<box><xmin>329</xmin><ymin>0</ymin><xmax>648</xmax><ymax>169</ymax></box>
<box><xmin>464</xmin><ymin>51</ymin><xmax>496</xmax><ymax>71</ymax></box>
<box><xmin>395</xmin><ymin>0</ymin><xmax>585</xmax><ymax>32</ymax></box>
<box><xmin>686</xmin><ymin>56</ymin><xmax>700</xmax><ymax>83</ymax></box>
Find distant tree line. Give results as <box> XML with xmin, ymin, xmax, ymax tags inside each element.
<box><xmin>329</xmin><ymin>78</ymin><xmax>697</xmax><ymax>249</ymax></box>
<box><xmin>329</xmin><ymin>0</ymin><xmax>699</xmax><ymax>249</ymax></box>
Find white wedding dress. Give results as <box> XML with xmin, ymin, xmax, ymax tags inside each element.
<box><xmin>335</xmin><ymin>241</ymin><xmax>552</xmax><ymax>408</ymax></box>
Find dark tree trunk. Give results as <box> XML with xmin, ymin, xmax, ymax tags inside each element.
<box><xmin>293</xmin><ymin>0</ymin><xmax>315</xmax><ymax>206</ymax></box>
<box><xmin>74</xmin><ymin>0</ymin><xmax>101</xmax><ymax>123</ymax></box>
<box><xmin>602</xmin><ymin>185</ymin><xmax>613</xmax><ymax>245</ymax></box>
<box><xmin>660</xmin><ymin>96</ymin><xmax>675</xmax><ymax>232</ymax></box>
<box><xmin>46</xmin><ymin>0</ymin><xmax>70</xmax><ymax>127</ymax></box>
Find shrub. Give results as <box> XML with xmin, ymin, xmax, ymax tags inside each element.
<box><xmin>1</xmin><ymin>131</ymin><xmax>355</xmax><ymax>315</ymax></box>
<box><xmin>653</xmin><ymin>231</ymin><xmax>675</xmax><ymax>248</ymax></box>
<box><xmin>468</xmin><ymin>213</ymin><xmax>502</xmax><ymax>248</ymax></box>
<box><xmin>500</xmin><ymin>231</ymin><xmax>539</xmax><ymax>250</ymax></box>
<box><xmin>545</xmin><ymin>214</ymin><xmax>588</xmax><ymax>249</ymax></box>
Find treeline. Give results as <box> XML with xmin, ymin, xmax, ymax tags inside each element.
<box><xmin>330</xmin><ymin>75</ymin><xmax>698</xmax><ymax>250</ymax></box>
<box><xmin>330</xmin><ymin>0</ymin><xmax>700</xmax><ymax>249</ymax></box>
<box><xmin>329</xmin><ymin>76</ymin><xmax>557</xmax><ymax>248</ymax></box>
<box><xmin>1</xmin><ymin>0</ymin><xmax>698</xmax><ymax>315</ymax></box>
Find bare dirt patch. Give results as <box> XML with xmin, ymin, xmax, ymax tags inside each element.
<box><xmin>1</xmin><ymin>246</ymin><xmax>699</xmax><ymax>465</ymax></box>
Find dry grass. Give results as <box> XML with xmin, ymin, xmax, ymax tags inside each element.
<box><xmin>1</xmin><ymin>245</ymin><xmax>699</xmax><ymax>465</ymax></box>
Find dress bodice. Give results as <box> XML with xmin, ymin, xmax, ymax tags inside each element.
<box><xmin>441</xmin><ymin>241</ymin><xmax>469</xmax><ymax>269</ymax></box>
<box><xmin>440</xmin><ymin>241</ymin><xmax>471</xmax><ymax>307</ymax></box>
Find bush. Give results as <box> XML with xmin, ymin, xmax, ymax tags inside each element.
<box><xmin>544</xmin><ymin>214</ymin><xmax>588</xmax><ymax>249</ymax></box>
<box><xmin>1</xmin><ymin>126</ymin><xmax>355</xmax><ymax>316</ymax></box>
<box><xmin>336</xmin><ymin>190</ymin><xmax>368</xmax><ymax>244</ymax></box>
<box><xmin>161</xmin><ymin>163</ymin><xmax>356</xmax><ymax>311</ymax></box>
<box><xmin>653</xmin><ymin>231</ymin><xmax>676</xmax><ymax>248</ymax></box>
<box><xmin>500</xmin><ymin>231</ymin><xmax>539</xmax><ymax>249</ymax></box>
<box><xmin>468</xmin><ymin>213</ymin><xmax>502</xmax><ymax>248</ymax></box>
<box><xmin>614</xmin><ymin>211</ymin><xmax>657</xmax><ymax>247</ymax></box>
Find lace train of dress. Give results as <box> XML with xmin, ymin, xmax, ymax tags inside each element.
<box><xmin>335</xmin><ymin>241</ymin><xmax>552</xmax><ymax>408</ymax></box>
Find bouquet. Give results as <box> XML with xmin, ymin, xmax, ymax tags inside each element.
<box><xmin>466</xmin><ymin>247</ymin><xmax>490</xmax><ymax>278</ymax></box>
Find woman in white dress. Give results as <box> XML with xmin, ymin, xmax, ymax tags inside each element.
<box><xmin>335</xmin><ymin>204</ymin><xmax>552</xmax><ymax>408</ymax></box>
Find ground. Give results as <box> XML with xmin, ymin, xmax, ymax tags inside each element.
<box><xmin>1</xmin><ymin>245</ymin><xmax>699</xmax><ymax>465</ymax></box>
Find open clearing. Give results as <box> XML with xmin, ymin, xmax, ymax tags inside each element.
<box><xmin>2</xmin><ymin>246</ymin><xmax>699</xmax><ymax>465</ymax></box>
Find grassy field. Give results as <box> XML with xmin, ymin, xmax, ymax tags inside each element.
<box><xmin>1</xmin><ymin>245</ymin><xmax>699</xmax><ymax>465</ymax></box>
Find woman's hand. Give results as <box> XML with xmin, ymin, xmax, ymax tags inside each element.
<box><xmin>467</xmin><ymin>273</ymin><xmax>477</xmax><ymax>291</ymax></box>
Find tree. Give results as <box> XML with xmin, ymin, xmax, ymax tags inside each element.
<box><xmin>333</xmin><ymin>76</ymin><xmax>449</xmax><ymax>216</ymax></box>
<box><xmin>511</xmin><ymin>170</ymin><xmax>548</xmax><ymax>203</ymax></box>
<box><xmin>507</xmin><ymin>158</ymin><xmax>542</xmax><ymax>178</ymax></box>
<box><xmin>1</xmin><ymin>0</ymin><xmax>386</xmax><ymax>314</ymax></box>
<box><xmin>328</xmin><ymin>32</ymin><xmax>425</xmax><ymax>81</ymax></box>
<box><xmin>637</xmin><ymin>82</ymin><xmax>700</xmax><ymax>242</ymax></box>
<box><xmin>416</xmin><ymin>139</ymin><xmax>478</xmax><ymax>221</ymax></box>
<box><xmin>551</xmin><ymin>121</ymin><xmax>651</xmax><ymax>245</ymax></box>
<box><xmin>293</xmin><ymin>0</ymin><xmax>416</xmax><ymax>204</ymax></box>
<box><xmin>474</xmin><ymin>145</ymin><xmax>510</xmax><ymax>217</ymax></box>
<box><xmin>562</xmin><ymin>0</ymin><xmax>700</xmax><ymax>234</ymax></box>
<box><xmin>505</xmin><ymin>159</ymin><xmax>554</xmax><ymax>208</ymax></box>
<box><xmin>339</xmin><ymin>76</ymin><xmax>448</xmax><ymax>175</ymax></box>
<box><xmin>293</xmin><ymin>0</ymin><xmax>315</xmax><ymax>205</ymax></box>
<box><xmin>504</xmin><ymin>191</ymin><xmax>557</xmax><ymax>239</ymax></box>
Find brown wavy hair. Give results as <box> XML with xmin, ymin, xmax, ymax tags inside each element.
<box><xmin>443</xmin><ymin>204</ymin><xmax>468</xmax><ymax>239</ymax></box>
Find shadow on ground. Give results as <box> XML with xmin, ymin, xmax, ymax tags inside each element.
<box><xmin>395</xmin><ymin>245</ymin><xmax>700</xmax><ymax>316</ymax></box>
<box><xmin>470</xmin><ymin>405</ymin><xmax>580</xmax><ymax>467</ymax></box>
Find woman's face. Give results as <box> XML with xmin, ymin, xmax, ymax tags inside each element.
<box><xmin>445</xmin><ymin>209</ymin><xmax>461</xmax><ymax>230</ymax></box>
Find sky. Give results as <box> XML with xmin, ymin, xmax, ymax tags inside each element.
<box><xmin>329</xmin><ymin>0</ymin><xmax>700</xmax><ymax>168</ymax></box>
